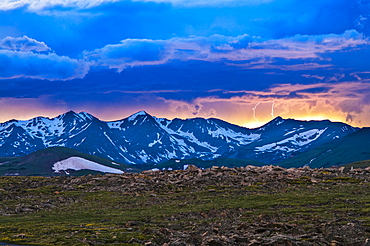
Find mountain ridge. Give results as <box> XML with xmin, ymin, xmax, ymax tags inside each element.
<box><xmin>0</xmin><ymin>111</ymin><xmax>359</xmax><ymax>168</ymax></box>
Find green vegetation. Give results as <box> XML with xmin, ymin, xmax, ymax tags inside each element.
<box><xmin>345</xmin><ymin>159</ymin><xmax>370</xmax><ymax>169</ymax></box>
<box><xmin>1</xmin><ymin>171</ymin><xmax>370</xmax><ymax>245</ymax></box>
<box><xmin>146</xmin><ymin>157</ymin><xmax>266</xmax><ymax>170</ymax></box>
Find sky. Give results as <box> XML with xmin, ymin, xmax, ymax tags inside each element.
<box><xmin>1</xmin><ymin>0</ymin><xmax>370</xmax><ymax>128</ymax></box>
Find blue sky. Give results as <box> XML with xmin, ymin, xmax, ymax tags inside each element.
<box><xmin>1</xmin><ymin>0</ymin><xmax>370</xmax><ymax>127</ymax></box>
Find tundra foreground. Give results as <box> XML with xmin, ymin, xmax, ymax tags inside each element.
<box><xmin>1</xmin><ymin>165</ymin><xmax>370</xmax><ymax>245</ymax></box>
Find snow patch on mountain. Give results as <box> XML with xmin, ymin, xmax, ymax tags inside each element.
<box><xmin>77</xmin><ymin>112</ymin><xmax>94</xmax><ymax>121</ymax></box>
<box><xmin>73</xmin><ymin>137</ymin><xmax>86</xmax><ymax>147</ymax></box>
<box><xmin>68</xmin><ymin>122</ymin><xmax>92</xmax><ymax>139</ymax></box>
<box><xmin>52</xmin><ymin>157</ymin><xmax>124</xmax><ymax>174</ymax></box>
<box><xmin>107</xmin><ymin>121</ymin><xmax>122</xmax><ymax>129</ymax></box>
<box><xmin>103</xmin><ymin>132</ymin><xmax>116</xmax><ymax>147</ymax></box>
<box><xmin>208</xmin><ymin>127</ymin><xmax>260</xmax><ymax>144</ymax></box>
<box><xmin>284</xmin><ymin>127</ymin><xmax>305</xmax><ymax>136</ymax></box>
<box><xmin>177</xmin><ymin>130</ymin><xmax>218</xmax><ymax>152</ymax></box>
<box><xmin>154</xmin><ymin>117</ymin><xmax>171</xmax><ymax>127</ymax></box>
<box><xmin>255</xmin><ymin>128</ymin><xmax>327</xmax><ymax>152</ymax></box>
<box><xmin>148</xmin><ymin>133</ymin><xmax>162</xmax><ymax>147</ymax></box>
<box><xmin>17</xmin><ymin>117</ymin><xmax>65</xmax><ymax>140</ymax></box>
<box><xmin>137</xmin><ymin>150</ymin><xmax>150</xmax><ymax>162</ymax></box>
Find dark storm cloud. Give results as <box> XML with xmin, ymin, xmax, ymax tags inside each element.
<box><xmin>0</xmin><ymin>50</ymin><xmax>89</xmax><ymax>80</ymax></box>
<box><xmin>85</xmin><ymin>39</ymin><xmax>167</xmax><ymax>71</ymax></box>
<box><xmin>84</xmin><ymin>30</ymin><xmax>369</xmax><ymax>74</ymax></box>
<box><xmin>1</xmin><ymin>0</ymin><xmax>370</xmax><ymax>126</ymax></box>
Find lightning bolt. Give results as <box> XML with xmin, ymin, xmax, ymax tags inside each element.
<box><xmin>271</xmin><ymin>101</ymin><xmax>275</xmax><ymax>118</ymax></box>
<box><xmin>252</xmin><ymin>102</ymin><xmax>260</xmax><ymax>122</ymax></box>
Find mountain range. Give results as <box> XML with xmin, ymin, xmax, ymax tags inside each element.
<box><xmin>0</xmin><ymin>110</ymin><xmax>367</xmax><ymax>175</ymax></box>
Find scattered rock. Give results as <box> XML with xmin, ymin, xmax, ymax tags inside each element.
<box><xmin>1</xmin><ymin>165</ymin><xmax>370</xmax><ymax>245</ymax></box>
<box><xmin>186</xmin><ymin>165</ymin><xmax>200</xmax><ymax>172</ymax></box>
<box><xmin>207</xmin><ymin>238</ymin><xmax>223</xmax><ymax>246</ymax></box>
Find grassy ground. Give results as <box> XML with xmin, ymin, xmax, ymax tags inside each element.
<box><xmin>0</xmin><ymin>172</ymin><xmax>370</xmax><ymax>245</ymax></box>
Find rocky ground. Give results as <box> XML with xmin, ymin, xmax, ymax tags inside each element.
<box><xmin>1</xmin><ymin>165</ymin><xmax>370</xmax><ymax>245</ymax></box>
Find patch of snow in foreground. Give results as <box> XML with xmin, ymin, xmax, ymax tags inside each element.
<box><xmin>52</xmin><ymin>157</ymin><xmax>124</xmax><ymax>174</ymax></box>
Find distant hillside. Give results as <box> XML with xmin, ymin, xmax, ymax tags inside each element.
<box><xmin>0</xmin><ymin>147</ymin><xmax>140</xmax><ymax>176</ymax></box>
<box><xmin>343</xmin><ymin>160</ymin><xmax>370</xmax><ymax>169</ymax></box>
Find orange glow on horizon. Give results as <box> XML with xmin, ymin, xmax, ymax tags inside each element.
<box><xmin>241</xmin><ymin>115</ymin><xmax>349</xmax><ymax>129</ymax></box>
<box><xmin>1</xmin><ymin>81</ymin><xmax>369</xmax><ymax>129</ymax></box>
<box><xmin>0</xmin><ymin>107</ymin><xmax>362</xmax><ymax>129</ymax></box>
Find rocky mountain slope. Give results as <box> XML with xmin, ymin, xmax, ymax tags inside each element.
<box><xmin>278</xmin><ymin>127</ymin><xmax>370</xmax><ymax>168</ymax></box>
<box><xmin>0</xmin><ymin>111</ymin><xmax>359</xmax><ymax>167</ymax></box>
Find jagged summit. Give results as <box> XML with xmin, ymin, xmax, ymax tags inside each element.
<box><xmin>127</xmin><ymin>110</ymin><xmax>150</xmax><ymax>121</ymax></box>
<box><xmin>59</xmin><ymin>111</ymin><xmax>95</xmax><ymax>121</ymax></box>
<box><xmin>59</xmin><ymin>110</ymin><xmax>78</xmax><ymax>118</ymax></box>
<box><xmin>272</xmin><ymin>116</ymin><xmax>284</xmax><ymax>121</ymax></box>
<box><xmin>259</xmin><ymin>116</ymin><xmax>285</xmax><ymax>128</ymax></box>
<box><xmin>131</xmin><ymin>110</ymin><xmax>149</xmax><ymax>116</ymax></box>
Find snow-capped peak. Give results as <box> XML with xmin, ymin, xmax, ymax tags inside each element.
<box><xmin>57</xmin><ymin>111</ymin><xmax>96</xmax><ymax>124</ymax></box>
<box><xmin>127</xmin><ymin>111</ymin><xmax>149</xmax><ymax>121</ymax></box>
